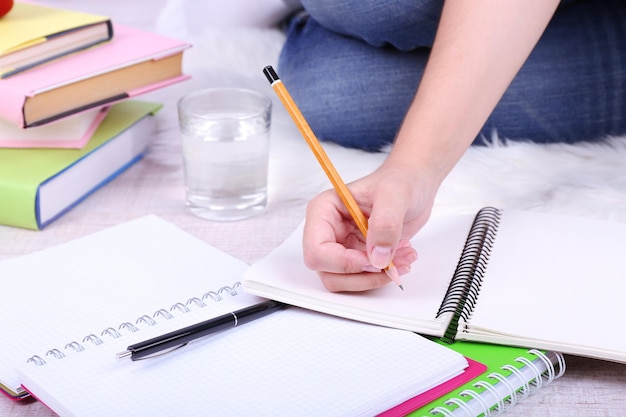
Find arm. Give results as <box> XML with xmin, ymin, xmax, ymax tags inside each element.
<box><xmin>366</xmin><ymin>0</ymin><xmax>562</xmax><ymax>262</ymax></box>
<box><xmin>389</xmin><ymin>0</ymin><xmax>560</xmax><ymax>182</ymax></box>
<box><xmin>304</xmin><ymin>0</ymin><xmax>560</xmax><ymax>292</ymax></box>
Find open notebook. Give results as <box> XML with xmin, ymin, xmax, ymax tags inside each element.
<box><xmin>243</xmin><ymin>207</ymin><xmax>626</xmax><ymax>363</ymax></box>
<box><xmin>1</xmin><ymin>216</ymin><xmax>470</xmax><ymax>417</ymax></box>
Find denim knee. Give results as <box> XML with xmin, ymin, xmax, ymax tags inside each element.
<box><xmin>281</xmin><ymin>0</ymin><xmax>626</xmax><ymax>150</ymax></box>
<box><xmin>279</xmin><ymin>12</ymin><xmax>429</xmax><ymax>151</ymax></box>
<box><xmin>300</xmin><ymin>0</ymin><xmax>443</xmax><ymax>50</ymax></box>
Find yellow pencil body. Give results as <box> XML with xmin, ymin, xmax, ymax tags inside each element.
<box><xmin>263</xmin><ymin>65</ymin><xmax>402</xmax><ymax>289</ymax></box>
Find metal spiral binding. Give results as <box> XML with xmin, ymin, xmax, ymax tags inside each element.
<box><xmin>25</xmin><ymin>282</ymin><xmax>242</xmax><ymax>366</ymax></box>
<box><xmin>46</xmin><ymin>349</ymin><xmax>65</xmax><ymax>360</ymax></box>
<box><xmin>119</xmin><ymin>322</ymin><xmax>140</xmax><ymax>333</ymax></box>
<box><xmin>101</xmin><ymin>327</ymin><xmax>122</xmax><ymax>339</ymax></box>
<box><xmin>136</xmin><ymin>315</ymin><xmax>157</xmax><ymax>326</ymax></box>
<box><xmin>65</xmin><ymin>341</ymin><xmax>85</xmax><ymax>352</ymax></box>
<box><xmin>436</xmin><ymin>207</ymin><xmax>502</xmax><ymax>343</ymax></box>
<box><xmin>26</xmin><ymin>356</ymin><xmax>46</xmax><ymax>366</ymax></box>
<box><xmin>154</xmin><ymin>309</ymin><xmax>175</xmax><ymax>320</ymax></box>
<box><xmin>186</xmin><ymin>297</ymin><xmax>206</xmax><ymax>308</ymax></box>
<box><xmin>170</xmin><ymin>303</ymin><xmax>190</xmax><ymax>314</ymax></box>
<box><xmin>83</xmin><ymin>334</ymin><xmax>104</xmax><ymax>346</ymax></box>
<box><xmin>202</xmin><ymin>282</ymin><xmax>241</xmax><ymax>301</ymax></box>
<box><xmin>426</xmin><ymin>350</ymin><xmax>566</xmax><ymax>417</ymax></box>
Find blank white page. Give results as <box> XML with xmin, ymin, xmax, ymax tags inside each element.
<box><xmin>466</xmin><ymin>210</ymin><xmax>626</xmax><ymax>359</ymax></box>
<box><xmin>243</xmin><ymin>214</ymin><xmax>475</xmax><ymax>334</ymax></box>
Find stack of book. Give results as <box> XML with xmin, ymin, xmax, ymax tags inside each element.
<box><xmin>0</xmin><ymin>1</ymin><xmax>190</xmax><ymax>230</ymax></box>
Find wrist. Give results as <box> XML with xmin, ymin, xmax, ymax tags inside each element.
<box><xmin>385</xmin><ymin>108</ymin><xmax>474</xmax><ymax>192</ymax></box>
<box><xmin>384</xmin><ymin>138</ymin><xmax>454</xmax><ymax>196</ymax></box>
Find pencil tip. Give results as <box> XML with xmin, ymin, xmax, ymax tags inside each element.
<box><xmin>384</xmin><ymin>264</ymin><xmax>403</xmax><ymax>289</ymax></box>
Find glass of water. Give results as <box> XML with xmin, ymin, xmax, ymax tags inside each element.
<box><xmin>177</xmin><ymin>88</ymin><xmax>272</xmax><ymax>221</ymax></box>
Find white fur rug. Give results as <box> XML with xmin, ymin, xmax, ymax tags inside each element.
<box><xmin>154</xmin><ymin>20</ymin><xmax>626</xmax><ymax>224</ymax></box>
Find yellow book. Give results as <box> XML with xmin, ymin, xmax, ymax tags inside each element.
<box><xmin>0</xmin><ymin>1</ymin><xmax>113</xmax><ymax>78</ymax></box>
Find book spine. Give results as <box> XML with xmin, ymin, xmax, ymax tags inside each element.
<box><xmin>436</xmin><ymin>207</ymin><xmax>502</xmax><ymax>343</ymax></box>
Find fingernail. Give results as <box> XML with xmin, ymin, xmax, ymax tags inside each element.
<box><xmin>371</xmin><ymin>246</ymin><xmax>392</xmax><ymax>269</ymax></box>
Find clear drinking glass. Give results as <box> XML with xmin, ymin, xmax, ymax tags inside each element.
<box><xmin>178</xmin><ymin>88</ymin><xmax>272</xmax><ymax>221</ymax></box>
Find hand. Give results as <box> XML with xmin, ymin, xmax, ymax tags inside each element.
<box><xmin>302</xmin><ymin>160</ymin><xmax>436</xmax><ymax>292</ymax></box>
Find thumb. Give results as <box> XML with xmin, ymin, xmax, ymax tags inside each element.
<box><xmin>365</xmin><ymin>188</ymin><xmax>409</xmax><ymax>269</ymax></box>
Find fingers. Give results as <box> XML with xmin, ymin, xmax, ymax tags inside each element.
<box><xmin>366</xmin><ymin>183</ymin><xmax>412</xmax><ymax>269</ymax></box>
<box><xmin>303</xmin><ymin>181</ymin><xmax>423</xmax><ymax>293</ymax></box>
<box><xmin>303</xmin><ymin>191</ymin><xmax>370</xmax><ymax>274</ymax></box>
<box><xmin>392</xmin><ymin>242</ymin><xmax>419</xmax><ymax>275</ymax></box>
<box><xmin>303</xmin><ymin>240</ymin><xmax>373</xmax><ymax>275</ymax></box>
<box><xmin>318</xmin><ymin>246</ymin><xmax>417</xmax><ymax>292</ymax></box>
<box><xmin>319</xmin><ymin>271</ymin><xmax>392</xmax><ymax>292</ymax></box>
<box><xmin>315</xmin><ymin>243</ymin><xmax>419</xmax><ymax>293</ymax></box>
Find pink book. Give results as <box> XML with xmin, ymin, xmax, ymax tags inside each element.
<box><xmin>0</xmin><ymin>23</ymin><xmax>190</xmax><ymax>128</ymax></box>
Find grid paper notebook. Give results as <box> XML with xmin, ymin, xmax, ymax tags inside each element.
<box><xmin>1</xmin><ymin>216</ymin><xmax>468</xmax><ymax>416</ymax></box>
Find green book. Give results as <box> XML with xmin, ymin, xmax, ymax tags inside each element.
<box><xmin>0</xmin><ymin>100</ymin><xmax>162</xmax><ymax>230</ymax></box>
<box><xmin>410</xmin><ymin>341</ymin><xmax>565</xmax><ymax>417</ymax></box>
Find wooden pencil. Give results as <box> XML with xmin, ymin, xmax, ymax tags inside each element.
<box><xmin>263</xmin><ymin>65</ymin><xmax>402</xmax><ymax>290</ymax></box>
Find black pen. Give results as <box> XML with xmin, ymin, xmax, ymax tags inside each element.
<box><xmin>116</xmin><ymin>300</ymin><xmax>287</xmax><ymax>361</ymax></box>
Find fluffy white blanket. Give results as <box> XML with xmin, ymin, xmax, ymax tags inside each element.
<box><xmin>154</xmin><ymin>16</ymin><xmax>626</xmax><ymax>223</ymax></box>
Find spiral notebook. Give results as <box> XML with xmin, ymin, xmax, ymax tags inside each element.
<box><xmin>243</xmin><ymin>207</ymin><xmax>626</xmax><ymax>363</ymax></box>
<box><xmin>410</xmin><ymin>342</ymin><xmax>565</xmax><ymax>417</ymax></box>
<box><xmin>1</xmin><ymin>215</ymin><xmax>472</xmax><ymax>416</ymax></box>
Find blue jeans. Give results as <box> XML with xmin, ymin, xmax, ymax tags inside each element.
<box><xmin>277</xmin><ymin>0</ymin><xmax>626</xmax><ymax>151</ymax></box>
